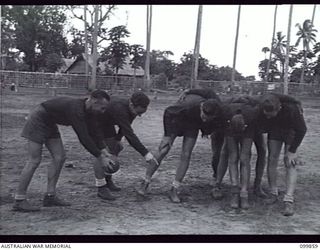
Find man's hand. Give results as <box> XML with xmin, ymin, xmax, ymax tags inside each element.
<box><xmin>284</xmin><ymin>151</ymin><xmax>297</xmax><ymax>167</ymax></box>
<box><xmin>145</xmin><ymin>152</ymin><xmax>159</xmax><ymax>166</ymax></box>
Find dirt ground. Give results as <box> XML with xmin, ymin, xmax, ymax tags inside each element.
<box><xmin>1</xmin><ymin>89</ymin><xmax>320</xmax><ymax>235</ymax></box>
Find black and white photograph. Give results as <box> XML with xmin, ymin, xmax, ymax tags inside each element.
<box><xmin>0</xmin><ymin>4</ymin><xmax>320</xmax><ymax>237</ymax></box>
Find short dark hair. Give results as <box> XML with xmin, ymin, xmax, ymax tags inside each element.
<box><xmin>90</xmin><ymin>89</ymin><xmax>110</xmax><ymax>101</ymax></box>
<box><xmin>131</xmin><ymin>91</ymin><xmax>150</xmax><ymax>108</ymax></box>
<box><xmin>230</xmin><ymin>113</ymin><xmax>245</xmax><ymax>134</ymax></box>
<box><xmin>202</xmin><ymin>99</ymin><xmax>222</xmax><ymax>116</ymax></box>
<box><xmin>261</xmin><ymin>94</ymin><xmax>280</xmax><ymax>112</ymax></box>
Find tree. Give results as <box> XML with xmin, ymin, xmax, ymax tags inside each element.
<box><xmin>191</xmin><ymin>5</ymin><xmax>203</xmax><ymax>89</ymax></box>
<box><xmin>129</xmin><ymin>44</ymin><xmax>145</xmax><ymax>78</ymax></box>
<box><xmin>149</xmin><ymin>50</ymin><xmax>175</xmax><ymax>80</ymax></box>
<box><xmin>3</xmin><ymin>5</ymin><xmax>68</xmax><ymax>72</ymax></box>
<box><xmin>295</xmin><ymin>19</ymin><xmax>318</xmax><ymax>83</ymax></box>
<box><xmin>100</xmin><ymin>25</ymin><xmax>131</xmax><ymax>75</ymax></box>
<box><xmin>67</xmin><ymin>5</ymin><xmax>116</xmax><ymax>54</ymax></box>
<box><xmin>266</xmin><ymin>5</ymin><xmax>278</xmax><ymax>82</ymax></box>
<box><xmin>262</xmin><ymin>47</ymin><xmax>270</xmax><ymax>60</ymax></box>
<box><xmin>272</xmin><ymin>31</ymin><xmax>287</xmax><ymax>81</ymax></box>
<box><xmin>284</xmin><ymin>5</ymin><xmax>293</xmax><ymax>94</ymax></box>
<box><xmin>145</xmin><ymin>5</ymin><xmax>152</xmax><ymax>90</ymax></box>
<box><xmin>232</xmin><ymin>5</ymin><xmax>241</xmax><ymax>83</ymax></box>
<box><xmin>258</xmin><ymin>58</ymin><xmax>279</xmax><ymax>81</ymax></box>
<box><xmin>90</xmin><ymin>5</ymin><xmax>99</xmax><ymax>91</ymax></box>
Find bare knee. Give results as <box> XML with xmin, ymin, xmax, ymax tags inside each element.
<box><xmin>240</xmin><ymin>154</ymin><xmax>250</xmax><ymax>166</ymax></box>
<box><xmin>52</xmin><ymin>153</ymin><xmax>66</xmax><ymax>165</ymax></box>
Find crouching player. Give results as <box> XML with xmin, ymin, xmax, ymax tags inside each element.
<box><xmin>91</xmin><ymin>91</ymin><xmax>158</xmax><ymax>200</ymax></box>
<box><xmin>13</xmin><ymin>90</ymin><xmax>115</xmax><ymax>212</ymax></box>
<box><xmin>135</xmin><ymin>92</ymin><xmax>223</xmax><ymax>203</ymax></box>
<box><xmin>259</xmin><ymin>93</ymin><xmax>307</xmax><ymax>216</ymax></box>
<box><xmin>223</xmin><ymin>102</ymin><xmax>261</xmax><ymax>209</ymax></box>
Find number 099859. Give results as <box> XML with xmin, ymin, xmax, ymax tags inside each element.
<box><xmin>300</xmin><ymin>244</ymin><xmax>318</xmax><ymax>248</ymax></box>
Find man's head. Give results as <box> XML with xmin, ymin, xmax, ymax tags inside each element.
<box><xmin>87</xmin><ymin>89</ymin><xmax>110</xmax><ymax>114</ymax></box>
<box><xmin>200</xmin><ymin>99</ymin><xmax>222</xmax><ymax>122</ymax></box>
<box><xmin>260</xmin><ymin>94</ymin><xmax>281</xmax><ymax>119</ymax></box>
<box><xmin>230</xmin><ymin>111</ymin><xmax>247</xmax><ymax>135</ymax></box>
<box><xmin>129</xmin><ymin>91</ymin><xmax>150</xmax><ymax>117</ymax></box>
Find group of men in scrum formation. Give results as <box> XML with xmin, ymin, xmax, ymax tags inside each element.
<box><xmin>13</xmin><ymin>87</ymin><xmax>307</xmax><ymax>217</ymax></box>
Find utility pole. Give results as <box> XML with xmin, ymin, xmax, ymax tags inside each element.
<box><xmin>191</xmin><ymin>5</ymin><xmax>203</xmax><ymax>89</ymax></box>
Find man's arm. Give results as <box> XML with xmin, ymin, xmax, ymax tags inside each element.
<box><xmin>115</xmin><ymin>112</ymin><xmax>149</xmax><ymax>157</ymax></box>
<box><xmin>288</xmin><ymin>105</ymin><xmax>307</xmax><ymax>153</ymax></box>
<box><xmin>70</xmin><ymin>112</ymin><xmax>103</xmax><ymax>157</ymax></box>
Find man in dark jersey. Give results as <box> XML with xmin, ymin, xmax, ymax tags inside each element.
<box><xmin>13</xmin><ymin>90</ymin><xmax>114</xmax><ymax>212</ymax></box>
<box><xmin>258</xmin><ymin>93</ymin><xmax>307</xmax><ymax>216</ymax></box>
<box><xmin>222</xmin><ymin>101</ymin><xmax>261</xmax><ymax>209</ymax></box>
<box><xmin>180</xmin><ymin>90</ymin><xmax>267</xmax><ymax>200</ymax></box>
<box><xmin>91</xmin><ymin>91</ymin><xmax>158</xmax><ymax>200</ymax></box>
<box><xmin>136</xmin><ymin>92</ymin><xmax>223</xmax><ymax>203</ymax></box>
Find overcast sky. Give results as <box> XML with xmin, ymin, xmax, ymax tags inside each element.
<box><xmin>68</xmin><ymin>5</ymin><xmax>319</xmax><ymax>79</ymax></box>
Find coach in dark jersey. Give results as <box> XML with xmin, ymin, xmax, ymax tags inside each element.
<box><xmin>136</xmin><ymin>92</ymin><xmax>223</xmax><ymax>203</ymax></box>
<box><xmin>90</xmin><ymin>91</ymin><xmax>158</xmax><ymax>200</ymax></box>
<box><xmin>258</xmin><ymin>93</ymin><xmax>307</xmax><ymax>216</ymax></box>
<box><xmin>13</xmin><ymin>90</ymin><xmax>113</xmax><ymax>212</ymax></box>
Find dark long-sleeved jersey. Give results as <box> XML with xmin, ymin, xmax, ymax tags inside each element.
<box><xmin>41</xmin><ymin>97</ymin><xmax>102</xmax><ymax>157</ymax></box>
<box><xmin>257</xmin><ymin>102</ymin><xmax>307</xmax><ymax>153</ymax></box>
<box><xmin>97</xmin><ymin>97</ymin><xmax>149</xmax><ymax>157</ymax></box>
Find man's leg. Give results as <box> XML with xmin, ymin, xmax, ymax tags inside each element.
<box><xmin>266</xmin><ymin>139</ymin><xmax>283</xmax><ymax>204</ymax></box>
<box><xmin>93</xmin><ymin>157</ymin><xmax>116</xmax><ymax>201</ymax></box>
<box><xmin>211</xmin><ymin>137</ymin><xmax>228</xmax><ymax>200</ymax></box>
<box><xmin>136</xmin><ymin>135</ymin><xmax>176</xmax><ymax>196</ymax></box>
<box><xmin>226</xmin><ymin>137</ymin><xmax>240</xmax><ymax>208</ymax></box>
<box><xmin>104</xmin><ymin>137</ymin><xmax>123</xmax><ymax>191</ymax></box>
<box><xmin>169</xmin><ymin>136</ymin><xmax>198</xmax><ymax>203</ymax></box>
<box><xmin>43</xmin><ymin>138</ymin><xmax>70</xmax><ymax>206</ymax></box>
<box><xmin>282</xmin><ymin>144</ymin><xmax>297</xmax><ymax>216</ymax></box>
<box><xmin>210</xmin><ymin>131</ymin><xmax>224</xmax><ymax>182</ymax></box>
<box><xmin>13</xmin><ymin>140</ymin><xmax>43</xmax><ymax>212</ymax></box>
<box><xmin>239</xmin><ymin>138</ymin><xmax>253</xmax><ymax>209</ymax></box>
<box><xmin>253</xmin><ymin>133</ymin><xmax>267</xmax><ymax>198</ymax></box>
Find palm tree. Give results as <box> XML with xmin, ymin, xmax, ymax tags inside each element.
<box><xmin>284</xmin><ymin>5</ymin><xmax>293</xmax><ymax>95</ymax></box>
<box><xmin>266</xmin><ymin>5</ymin><xmax>278</xmax><ymax>82</ymax></box>
<box><xmin>84</xmin><ymin>5</ymin><xmax>89</xmax><ymax>87</ymax></box>
<box><xmin>231</xmin><ymin>5</ymin><xmax>241</xmax><ymax>83</ymax></box>
<box><xmin>311</xmin><ymin>5</ymin><xmax>317</xmax><ymax>25</ymax></box>
<box><xmin>191</xmin><ymin>5</ymin><xmax>203</xmax><ymax>89</ymax></box>
<box><xmin>273</xmin><ymin>31</ymin><xmax>287</xmax><ymax>81</ymax></box>
<box><xmin>262</xmin><ymin>47</ymin><xmax>270</xmax><ymax>60</ymax></box>
<box><xmin>295</xmin><ymin>19</ymin><xmax>318</xmax><ymax>83</ymax></box>
<box><xmin>90</xmin><ymin>5</ymin><xmax>99</xmax><ymax>91</ymax></box>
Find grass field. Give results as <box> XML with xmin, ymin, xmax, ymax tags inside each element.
<box><xmin>1</xmin><ymin>89</ymin><xmax>320</xmax><ymax>235</ymax></box>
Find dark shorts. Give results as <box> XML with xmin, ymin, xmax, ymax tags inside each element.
<box><xmin>104</xmin><ymin>137</ymin><xmax>123</xmax><ymax>156</ymax></box>
<box><xmin>21</xmin><ymin>105</ymin><xmax>60</xmax><ymax>144</ymax></box>
<box><xmin>268</xmin><ymin>127</ymin><xmax>295</xmax><ymax>145</ymax></box>
<box><xmin>163</xmin><ymin>111</ymin><xmax>199</xmax><ymax>138</ymax></box>
<box><xmin>103</xmin><ymin>124</ymin><xmax>117</xmax><ymax>138</ymax></box>
<box><xmin>224</xmin><ymin>125</ymin><xmax>256</xmax><ymax>139</ymax></box>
